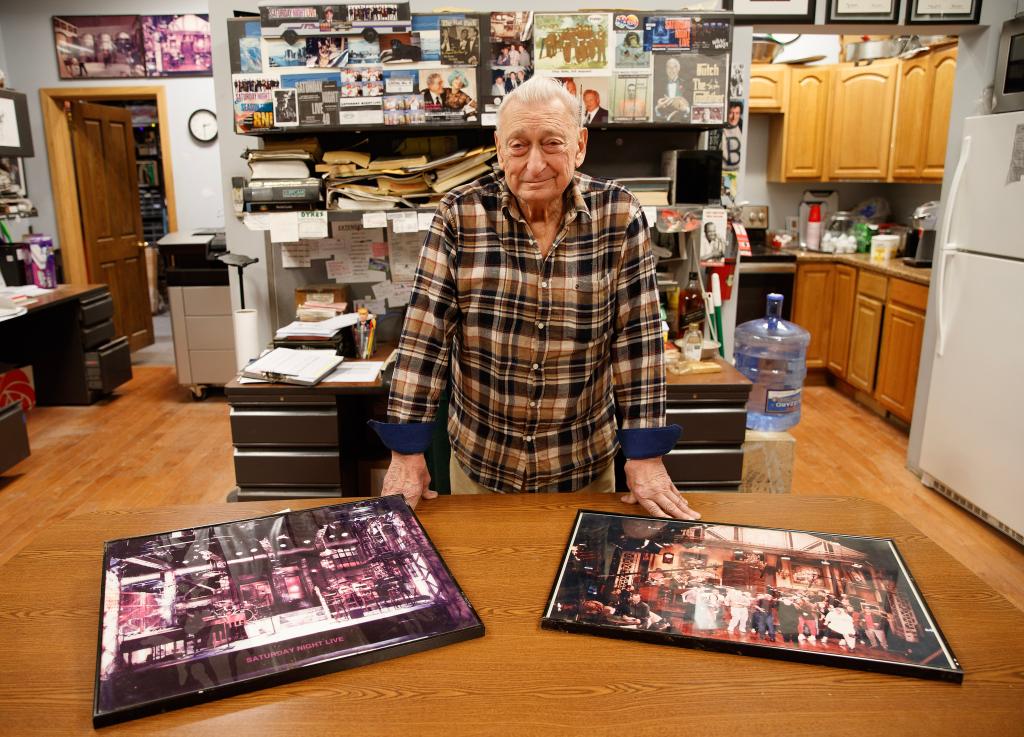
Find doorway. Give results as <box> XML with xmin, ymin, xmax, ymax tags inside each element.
<box><xmin>39</xmin><ymin>86</ymin><xmax>179</xmax><ymax>351</ymax></box>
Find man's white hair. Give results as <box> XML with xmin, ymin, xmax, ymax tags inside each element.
<box><xmin>496</xmin><ymin>76</ymin><xmax>580</xmax><ymax>134</ymax></box>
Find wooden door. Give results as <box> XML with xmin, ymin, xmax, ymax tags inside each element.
<box><xmin>749</xmin><ymin>65</ymin><xmax>787</xmax><ymax>111</ymax></box>
<box><xmin>70</xmin><ymin>101</ymin><xmax>154</xmax><ymax>350</ymax></box>
<box><xmin>782</xmin><ymin>67</ymin><xmax>831</xmax><ymax>179</ymax></box>
<box><xmin>826</xmin><ymin>264</ymin><xmax>857</xmax><ymax>378</ymax></box>
<box><xmin>792</xmin><ymin>263</ymin><xmax>834</xmax><ymax>369</ymax></box>
<box><xmin>847</xmin><ymin>293</ymin><xmax>884</xmax><ymax>392</ymax></box>
<box><xmin>921</xmin><ymin>46</ymin><xmax>958</xmax><ymax>181</ymax></box>
<box><xmin>889</xmin><ymin>56</ymin><xmax>932</xmax><ymax>180</ymax></box>
<box><xmin>827</xmin><ymin>61</ymin><xmax>897</xmax><ymax>180</ymax></box>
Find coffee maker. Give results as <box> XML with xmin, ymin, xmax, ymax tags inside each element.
<box><xmin>904</xmin><ymin>201</ymin><xmax>939</xmax><ymax>267</ymax></box>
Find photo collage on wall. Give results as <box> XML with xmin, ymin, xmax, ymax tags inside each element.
<box><xmin>53</xmin><ymin>14</ymin><xmax>212</xmax><ymax>79</ymax></box>
<box><xmin>232</xmin><ymin>3</ymin><xmax>488</xmax><ymax>132</ymax></box>
<box><xmin>226</xmin><ymin>4</ymin><xmax>731</xmax><ymax>133</ymax></box>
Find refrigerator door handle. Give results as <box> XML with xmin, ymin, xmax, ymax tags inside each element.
<box><xmin>936</xmin><ymin>135</ymin><xmax>971</xmax><ymax>358</ymax></box>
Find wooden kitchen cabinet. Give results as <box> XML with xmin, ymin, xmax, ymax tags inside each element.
<box><xmin>847</xmin><ymin>293</ymin><xmax>885</xmax><ymax>392</ymax></box>
<box><xmin>921</xmin><ymin>46</ymin><xmax>958</xmax><ymax>180</ymax></box>
<box><xmin>827</xmin><ymin>60</ymin><xmax>898</xmax><ymax>180</ymax></box>
<box><xmin>768</xmin><ymin>66</ymin><xmax>832</xmax><ymax>181</ymax></box>
<box><xmin>826</xmin><ymin>264</ymin><xmax>857</xmax><ymax>378</ymax></box>
<box><xmin>890</xmin><ymin>55</ymin><xmax>933</xmax><ymax>180</ymax></box>
<box><xmin>749</xmin><ymin>64</ymin><xmax>787</xmax><ymax>111</ymax></box>
<box><xmin>875</xmin><ymin>279</ymin><xmax>929</xmax><ymax>422</ymax></box>
<box><xmin>792</xmin><ymin>263</ymin><xmax>835</xmax><ymax>369</ymax></box>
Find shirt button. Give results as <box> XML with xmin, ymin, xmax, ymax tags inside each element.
<box><xmin>525</xmin><ymin>436</ymin><xmax>534</xmax><ymax>443</ymax></box>
<box><xmin>541</xmin><ymin>281</ymin><xmax>548</xmax><ymax>288</ymax></box>
<box><xmin>537</xmin><ymin>322</ymin><xmax>545</xmax><ymax>330</ymax></box>
<box><xmin>529</xmin><ymin>401</ymin><xmax>536</xmax><ymax>407</ymax></box>
<box><xmin>532</xmin><ymin>363</ymin><xmax>539</xmax><ymax>370</ymax></box>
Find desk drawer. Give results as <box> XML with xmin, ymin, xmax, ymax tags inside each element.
<box><xmin>230</xmin><ymin>406</ymin><xmax>339</xmax><ymax>446</ymax></box>
<box><xmin>186</xmin><ymin>315</ymin><xmax>235</xmax><ymax>351</ymax></box>
<box><xmin>666</xmin><ymin>406</ymin><xmax>747</xmax><ymax>445</ymax></box>
<box><xmin>85</xmin><ymin>338</ymin><xmax>132</xmax><ymax>394</ymax></box>
<box><xmin>663</xmin><ymin>447</ymin><xmax>744</xmax><ymax>484</ymax></box>
<box><xmin>233</xmin><ymin>449</ymin><xmax>340</xmax><ymax>486</ymax></box>
<box><xmin>81</xmin><ymin>319</ymin><xmax>115</xmax><ymax>350</ymax></box>
<box><xmin>184</xmin><ymin>286</ymin><xmax>232</xmax><ymax>316</ymax></box>
<box><xmin>0</xmin><ymin>402</ymin><xmax>30</xmax><ymax>474</ymax></box>
<box><xmin>80</xmin><ymin>292</ymin><xmax>114</xmax><ymax>326</ymax></box>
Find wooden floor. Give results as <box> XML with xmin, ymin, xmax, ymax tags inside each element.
<box><xmin>2</xmin><ymin>367</ymin><xmax>1022</xmax><ymax>612</ymax></box>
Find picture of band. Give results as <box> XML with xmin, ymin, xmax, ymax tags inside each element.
<box><xmin>383</xmin><ymin>94</ymin><xmax>425</xmax><ymax>125</ymax></box>
<box><xmin>419</xmin><ymin>68</ymin><xmax>478</xmax><ymax>122</ymax></box>
<box><xmin>347</xmin><ymin>4</ymin><xmax>402</xmax><ymax>24</ymax></box>
<box><xmin>643</xmin><ymin>15</ymin><xmax>692</xmax><ymax>51</ymax></box>
<box><xmin>611</xmin><ymin>73</ymin><xmax>651</xmax><ymax>123</ymax></box>
<box><xmin>141</xmin><ymin>14</ymin><xmax>211</xmax><ymax>77</ymax></box>
<box><xmin>440</xmin><ymin>19</ymin><xmax>480</xmax><ymax>66</ymax></box>
<box><xmin>341</xmin><ymin>66</ymin><xmax>383</xmax><ymax>97</ymax></box>
<box><xmin>543</xmin><ymin>512</ymin><xmax>962</xmax><ymax>682</ymax></box>
<box><xmin>232</xmin><ymin>74</ymin><xmax>279</xmax><ymax>132</ymax></box>
<box><xmin>94</xmin><ymin>497</ymin><xmax>483</xmax><ymax>725</ymax></box>
<box><xmin>53</xmin><ymin>15</ymin><xmax>146</xmax><ymax>79</ymax></box>
<box><xmin>490</xmin><ymin>12</ymin><xmax>532</xmax><ymax>42</ymax></box>
<box><xmin>534</xmin><ymin>13</ymin><xmax>611</xmax><ymax>73</ymax></box>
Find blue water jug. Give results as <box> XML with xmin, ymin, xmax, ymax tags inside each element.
<box><xmin>733</xmin><ymin>293</ymin><xmax>811</xmax><ymax>431</ymax></box>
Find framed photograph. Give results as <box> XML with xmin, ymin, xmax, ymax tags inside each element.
<box><xmin>142</xmin><ymin>14</ymin><xmax>212</xmax><ymax>76</ymax></box>
<box><xmin>542</xmin><ymin>510</ymin><xmax>963</xmax><ymax>683</ymax></box>
<box><xmin>905</xmin><ymin>0</ymin><xmax>982</xmax><ymax>25</ymax></box>
<box><xmin>93</xmin><ymin>497</ymin><xmax>483</xmax><ymax>726</ymax></box>
<box><xmin>0</xmin><ymin>90</ymin><xmax>34</xmax><ymax>158</ymax></box>
<box><xmin>827</xmin><ymin>0</ymin><xmax>899</xmax><ymax>23</ymax></box>
<box><xmin>0</xmin><ymin>157</ymin><xmax>27</xmax><ymax>197</ymax></box>
<box><xmin>534</xmin><ymin>13</ymin><xmax>612</xmax><ymax>75</ymax></box>
<box><xmin>732</xmin><ymin>0</ymin><xmax>817</xmax><ymax>25</ymax></box>
<box><xmin>52</xmin><ymin>15</ymin><xmax>146</xmax><ymax>79</ymax></box>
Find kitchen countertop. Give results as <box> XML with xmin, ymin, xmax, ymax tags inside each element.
<box><xmin>786</xmin><ymin>249</ymin><xmax>931</xmax><ymax>286</ymax></box>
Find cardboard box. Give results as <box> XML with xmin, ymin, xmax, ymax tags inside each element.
<box><xmin>0</xmin><ymin>365</ymin><xmax>36</xmax><ymax>412</ymax></box>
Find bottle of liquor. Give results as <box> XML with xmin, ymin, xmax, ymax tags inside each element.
<box><xmin>679</xmin><ymin>271</ymin><xmax>706</xmax><ymax>335</ymax></box>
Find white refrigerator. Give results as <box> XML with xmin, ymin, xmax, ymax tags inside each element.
<box><xmin>917</xmin><ymin>110</ymin><xmax>1024</xmax><ymax>543</ymax></box>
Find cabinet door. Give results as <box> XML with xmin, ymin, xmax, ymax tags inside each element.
<box><xmin>847</xmin><ymin>293</ymin><xmax>884</xmax><ymax>392</ymax></box>
<box><xmin>875</xmin><ymin>302</ymin><xmax>926</xmax><ymax>422</ymax></box>
<box><xmin>827</xmin><ymin>61</ymin><xmax>898</xmax><ymax>180</ymax></box>
<box><xmin>749</xmin><ymin>64</ymin><xmax>787</xmax><ymax>111</ymax></box>
<box><xmin>826</xmin><ymin>264</ymin><xmax>857</xmax><ymax>378</ymax></box>
<box><xmin>783</xmin><ymin>67</ymin><xmax>832</xmax><ymax>179</ymax></box>
<box><xmin>922</xmin><ymin>46</ymin><xmax>958</xmax><ymax>181</ymax></box>
<box><xmin>792</xmin><ymin>263</ymin><xmax>834</xmax><ymax>369</ymax></box>
<box><xmin>889</xmin><ymin>56</ymin><xmax>932</xmax><ymax>180</ymax></box>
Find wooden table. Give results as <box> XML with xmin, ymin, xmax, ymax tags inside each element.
<box><xmin>1</xmin><ymin>493</ymin><xmax>1021</xmax><ymax>736</ymax></box>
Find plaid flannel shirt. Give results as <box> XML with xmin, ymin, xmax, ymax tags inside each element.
<box><xmin>373</xmin><ymin>171</ymin><xmax>677</xmax><ymax>492</ymax></box>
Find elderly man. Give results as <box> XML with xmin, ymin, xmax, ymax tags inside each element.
<box><xmin>370</xmin><ymin>77</ymin><xmax>698</xmax><ymax>521</ymax></box>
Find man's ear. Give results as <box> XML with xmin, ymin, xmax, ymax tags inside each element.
<box><xmin>493</xmin><ymin>130</ymin><xmax>504</xmax><ymax>170</ymax></box>
<box><xmin>575</xmin><ymin>126</ymin><xmax>588</xmax><ymax>168</ymax></box>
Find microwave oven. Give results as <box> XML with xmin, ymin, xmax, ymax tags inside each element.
<box><xmin>994</xmin><ymin>15</ymin><xmax>1024</xmax><ymax>113</ymax></box>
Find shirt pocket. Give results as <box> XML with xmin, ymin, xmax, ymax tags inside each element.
<box><xmin>553</xmin><ymin>273</ymin><xmax>613</xmax><ymax>345</ymax></box>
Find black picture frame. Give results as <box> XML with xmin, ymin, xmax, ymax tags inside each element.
<box><xmin>93</xmin><ymin>496</ymin><xmax>484</xmax><ymax>727</ymax></box>
<box><xmin>826</xmin><ymin>0</ymin><xmax>899</xmax><ymax>24</ymax></box>
<box><xmin>905</xmin><ymin>0</ymin><xmax>982</xmax><ymax>25</ymax></box>
<box><xmin>0</xmin><ymin>156</ymin><xmax>28</xmax><ymax>197</ymax></box>
<box><xmin>0</xmin><ymin>90</ymin><xmax>34</xmax><ymax>158</ymax></box>
<box><xmin>541</xmin><ymin>510</ymin><xmax>963</xmax><ymax>683</ymax></box>
<box><xmin>732</xmin><ymin>0</ymin><xmax>817</xmax><ymax>25</ymax></box>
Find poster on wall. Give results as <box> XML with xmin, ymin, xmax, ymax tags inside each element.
<box><xmin>419</xmin><ymin>68</ymin><xmax>478</xmax><ymax>123</ymax></box>
<box><xmin>142</xmin><ymin>14</ymin><xmax>212</xmax><ymax>76</ymax></box>
<box><xmin>611</xmin><ymin>73</ymin><xmax>652</xmax><ymax>123</ymax></box>
<box><xmin>542</xmin><ymin>510</ymin><xmax>963</xmax><ymax>683</ymax></box>
<box><xmin>92</xmin><ymin>497</ymin><xmax>484</xmax><ymax>726</ymax></box>
<box><xmin>613</xmin><ymin>14</ymin><xmax>650</xmax><ymax>69</ymax></box>
<box><xmin>652</xmin><ymin>52</ymin><xmax>726</xmax><ymax>125</ymax></box>
<box><xmin>440</xmin><ymin>18</ymin><xmax>481</xmax><ymax>65</ymax></box>
<box><xmin>52</xmin><ymin>15</ymin><xmax>146</xmax><ymax>79</ymax></box>
<box><xmin>534</xmin><ymin>13</ymin><xmax>611</xmax><ymax>75</ymax></box>
<box><xmin>232</xmin><ymin>74</ymin><xmax>280</xmax><ymax>133</ymax></box>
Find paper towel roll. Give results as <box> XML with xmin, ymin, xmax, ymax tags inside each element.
<box><xmin>233</xmin><ymin>309</ymin><xmax>260</xmax><ymax>371</ymax></box>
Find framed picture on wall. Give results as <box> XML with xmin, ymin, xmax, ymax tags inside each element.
<box><xmin>141</xmin><ymin>14</ymin><xmax>213</xmax><ymax>77</ymax></box>
<box><xmin>52</xmin><ymin>15</ymin><xmax>146</xmax><ymax>79</ymax></box>
<box><xmin>732</xmin><ymin>0</ymin><xmax>816</xmax><ymax>25</ymax></box>
<box><xmin>905</xmin><ymin>0</ymin><xmax>982</xmax><ymax>25</ymax></box>
<box><xmin>826</xmin><ymin>0</ymin><xmax>899</xmax><ymax>23</ymax></box>
<box><xmin>0</xmin><ymin>90</ymin><xmax>34</xmax><ymax>158</ymax></box>
<box><xmin>542</xmin><ymin>510</ymin><xmax>964</xmax><ymax>683</ymax></box>
<box><xmin>0</xmin><ymin>157</ymin><xmax>27</xmax><ymax>197</ymax></box>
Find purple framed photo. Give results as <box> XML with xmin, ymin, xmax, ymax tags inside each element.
<box><xmin>542</xmin><ymin>510</ymin><xmax>962</xmax><ymax>683</ymax></box>
<box><xmin>94</xmin><ymin>496</ymin><xmax>483</xmax><ymax>726</ymax></box>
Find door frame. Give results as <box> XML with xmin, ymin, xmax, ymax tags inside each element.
<box><xmin>39</xmin><ymin>86</ymin><xmax>178</xmax><ymax>285</ymax></box>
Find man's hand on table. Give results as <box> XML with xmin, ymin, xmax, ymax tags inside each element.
<box><xmin>381</xmin><ymin>452</ymin><xmax>436</xmax><ymax>509</ymax></box>
<box><xmin>621</xmin><ymin>457</ymin><xmax>701</xmax><ymax>520</ymax></box>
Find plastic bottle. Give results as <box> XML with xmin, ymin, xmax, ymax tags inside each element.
<box><xmin>681</xmin><ymin>323</ymin><xmax>703</xmax><ymax>362</ymax></box>
<box><xmin>733</xmin><ymin>294</ymin><xmax>811</xmax><ymax>432</ymax></box>
<box><xmin>805</xmin><ymin>204</ymin><xmax>822</xmax><ymax>251</ymax></box>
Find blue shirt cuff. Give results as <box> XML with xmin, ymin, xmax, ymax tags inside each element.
<box><xmin>617</xmin><ymin>425</ymin><xmax>682</xmax><ymax>459</ymax></box>
<box><xmin>368</xmin><ymin>420</ymin><xmax>435</xmax><ymax>454</ymax></box>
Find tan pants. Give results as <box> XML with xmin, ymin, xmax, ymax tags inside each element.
<box><xmin>449</xmin><ymin>455</ymin><xmax>615</xmax><ymax>494</ymax></box>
